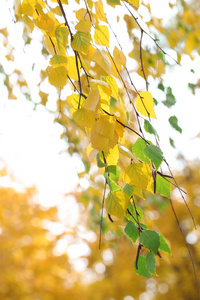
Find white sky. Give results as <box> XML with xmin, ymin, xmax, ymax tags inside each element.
<box><xmin>0</xmin><ymin>0</ymin><xmax>200</xmax><ymax>207</ymax></box>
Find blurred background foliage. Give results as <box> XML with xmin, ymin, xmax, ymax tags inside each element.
<box><xmin>0</xmin><ymin>160</ymin><xmax>199</xmax><ymax>300</ymax></box>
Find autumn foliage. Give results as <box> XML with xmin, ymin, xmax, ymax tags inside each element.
<box><xmin>0</xmin><ymin>0</ymin><xmax>199</xmax><ymax>290</ymax></box>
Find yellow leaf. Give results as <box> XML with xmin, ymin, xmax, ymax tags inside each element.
<box><xmin>133</xmin><ymin>187</ymin><xmax>144</xmax><ymax>198</ymax></box>
<box><xmin>103</xmin><ymin>76</ymin><xmax>118</xmax><ymax>99</ymax></box>
<box><xmin>96</xmin><ymin>115</ymin><xmax>116</xmax><ymax>139</ymax></box>
<box><xmin>73</xmin><ymin>108</ymin><xmax>95</xmax><ymax>128</ymax></box>
<box><xmin>87</xmin><ymin>144</ymin><xmax>99</xmax><ymax>161</ymax></box>
<box><xmin>67</xmin><ymin>93</ymin><xmax>85</xmax><ymax>109</ymax></box>
<box><xmin>123</xmin><ymin>163</ymin><xmax>152</xmax><ymax>189</ymax></box>
<box><xmin>50</xmin><ymin>0</ymin><xmax>68</xmax><ymax>3</ymax></box>
<box><xmin>18</xmin><ymin>15</ymin><xmax>34</xmax><ymax>33</ymax></box>
<box><xmin>90</xmin><ymin>131</ymin><xmax>110</xmax><ymax>152</ymax></box>
<box><xmin>95</xmin><ymin>1</ymin><xmax>107</xmax><ymax>22</ymax></box>
<box><xmin>90</xmin><ymin>115</ymin><xmax>117</xmax><ymax>152</ymax></box>
<box><xmin>94</xmin><ymin>25</ymin><xmax>109</xmax><ymax>47</ymax></box>
<box><xmin>93</xmin><ymin>49</ymin><xmax>111</xmax><ymax>75</ymax></box>
<box><xmin>50</xmin><ymin>6</ymin><xmax>62</xmax><ymax>16</ymax></box>
<box><xmin>35</xmin><ymin>12</ymin><xmax>55</xmax><ymax>32</ymax></box>
<box><xmin>50</xmin><ymin>55</ymin><xmax>68</xmax><ymax>67</ymax></box>
<box><xmin>39</xmin><ymin>91</ymin><xmax>48</xmax><ymax>106</ymax></box>
<box><xmin>90</xmin><ymin>79</ymin><xmax>111</xmax><ymax>102</ymax></box>
<box><xmin>43</xmin><ymin>35</ymin><xmax>58</xmax><ymax>55</ymax></box>
<box><xmin>113</xmin><ymin>46</ymin><xmax>126</xmax><ymax>68</ymax></box>
<box><xmin>84</xmin><ymin>89</ymin><xmax>100</xmax><ymax>111</ymax></box>
<box><xmin>71</xmin><ymin>32</ymin><xmax>91</xmax><ymax>55</ymax></box>
<box><xmin>46</xmin><ymin>66</ymin><xmax>68</xmax><ymax>88</ymax></box>
<box><xmin>118</xmin><ymin>144</ymin><xmax>139</xmax><ymax>162</ymax></box>
<box><xmin>21</xmin><ymin>0</ymin><xmax>36</xmax><ymax>16</ymax></box>
<box><xmin>66</xmin><ymin>56</ymin><xmax>81</xmax><ymax>81</ymax></box>
<box><xmin>125</xmin><ymin>0</ymin><xmax>140</xmax><ymax>9</ymax></box>
<box><xmin>109</xmin><ymin>54</ymin><xmax>121</xmax><ymax>78</ymax></box>
<box><xmin>106</xmin><ymin>191</ymin><xmax>130</xmax><ymax>219</ymax></box>
<box><xmin>105</xmin><ymin>144</ymin><xmax>119</xmax><ymax>165</ymax></box>
<box><xmin>76</xmin><ymin>8</ymin><xmax>90</xmax><ymax>21</ymax></box>
<box><xmin>75</xmin><ymin>20</ymin><xmax>92</xmax><ymax>33</ymax></box>
<box><xmin>136</xmin><ymin>91</ymin><xmax>156</xmax><ymax>118</ymax></box>
<box><xmin>15</xmin><ymin>0</ymin><xmax>22</xmax><ymax>16</ymax></box>
<box><xmin>115</xmin><ymin>119</ymin><xmax>124</xmax><ymax>138</ymax></box>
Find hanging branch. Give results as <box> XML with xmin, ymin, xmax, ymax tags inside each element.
<box><xmin>99</xmin><ymin>178</ymin><xmax>107</xmax><ymax>249</ymax></box>
<box><xmin>168</xmin><ymin>195</ymin><xmax>199</xmax><ymax>300</ymax></box>
<box><xmin>83</xmin><ymin>0</ymin><xmax>92</xmax><ymax>22</ymax></box>
<box><xmin>57</xmin><ymin>0</ymin><xmax>73</xmax><ymax>41</ymax></box>
<box><xmin>106</xmin><ymin>47</ymin><xmax>146</xmax><ymax>136</ymax></box>
<box><xmin>123</xmin><ymin>1</ymin><xmax>179</xmax><ymax>65</ymax></box>
<box><xmin>139</xmin><ymin>29</ymin><xmax>149</xmax><ymax>92</ymax></box>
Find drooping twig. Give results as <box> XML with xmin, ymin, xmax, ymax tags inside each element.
<box><xmin>99</xmin><ymin>178</ymin><xmax>107</xmax><ymax>249</ymax></box>
<box><xmin>123</xmin><ymin>1</ymin><xmax>179</xmax><ymax>64</ymax></box>
<box><xmin>168</xmin><ymin>196</ymin><xmax>199</xmax><ymax>300</ymax></box>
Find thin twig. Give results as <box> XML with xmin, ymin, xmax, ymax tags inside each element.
<box><xmin>99</xmin><ymin>179</ymin><xmax>107</xmax><ymax>249</ymax></box>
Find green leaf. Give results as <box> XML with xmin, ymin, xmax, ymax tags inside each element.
<box><xmin>126</xmin><ymin>202</ymin><xmax>143</xmax><ymax>223</ymax></box>
<box><xmin>134</xmin><ymin>255</ymin><xmax>151</xmax><ymax>278</ymax></box>
<box><xmin>96</xmin><ymin>153</ymin><xmax>105</xmax><ymax>168</ymax></box>
<box><xmin>162</xmin><ymin>87</ymin><xmax>176</xmax><ymax>107</ymax></box>
<box><xmin>153</xmin><ymin>98</ymin><xmax>158</xmax><ymax>105</ymax></box>
<box><xmin>144</xmin><ymin>120</ymin><xmax>159</xmax><ymax>139</ymax></box>
<box><xmin>140</xmin><ymin>223</ymin><xmax>148</xmax><ymax>230</ymax></box>
<box><xmin>156</xmin><ymin>174</ymin><xmax>171</xmax><ymax>198</ymax></box>
<box><xmin>158</xmin><ymin>83</ymin><xmax>164</xmax><ymax>91</ymax></box>
<box><xmin>146</xmin><ymin>251</ymin><xmax>156</xmax><ymax>275</ymax></box>
<box><xmin>71</xmin><ymin>31</ymin><xmax>91</xmax><ymax>55</ymax></box>
<box><xmin>188</xmin><ymin>83</ymin><xmax>195</xmax><ymax>95</ymax></box>
<box><xmin>169</xmin><ymin>137</ymin><xmax>175</xmax><ymax>148</ymax></box>
<box><xmin>123</xmin><ymin>184</ymin><xmax>135</xmax><ymax>197</ymax></box>
<box><xmin>107</xmin><ymin>177</ymin><xmax>121</xmax><ymax>192</ymax></box>
<box><xmin>132</xmin><ymin>138</ymin><xmax>150</xmax><ymax>163</ymax></box>
<box><xmin>139</xmin><ymin>230</ymin><xmax>160</xmax><ymax>255</ymax></box>
<box><xmin>124</xmin><ymin>221</ymin><xmax>139</xmax><ymax>243</ymax></box>
<box><xmin>168</xmin><ymin>116</ymin><xmax>182</xmax><ymax>133</ymax></box>
<box><xmin>106</xmin><ymin>191</ymin><xmax>130</xmax><ymax>219</ymax></box>
<box><xmin>105</xmin><ymin>165</ymin><xmax>120</xmax><ymax>181</ymax></box>
<box><xmin>159</xmin><ymin>233</ymin><xmax>171</xmax><ymax>254</ymax></box>
<box><xmin>144</xmin><ymin>145</ymin><xmax>163</xmax><ymax>170</ymax></box>
<box><xmin>106</xmin><ymin>0</ymin><xmax>121</xmax><ymax>7</ymax></box>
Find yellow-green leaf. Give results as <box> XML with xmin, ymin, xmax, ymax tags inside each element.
<box><xmin>55</xmin><ymin>26</ymin><xmax>69</xmax><ymax>56</ymax></box>
<box><xmin>50</xmin><ymin>55</ymin><xmax>68</xmax><ymax>67</ymax></box>
<box><xmin>71</xmin><ymin>32</ymin><xmax>91</xmax><ymax>55</ymax></box>
<box><xmin>73</xmin><ymin>108</ymin><xmax>95</xmax><ymax>128</ymax></box>
<box><xmin>123</xmin><ymin>163</ymin><xmax>152</xmax><ymax>189</ymax></box>
<box><xmin>106</xmin><ymin>191</ymin><xmax>130</xmax><ymax>219</ymax></box>
<box><xmin>94</xmin><ymin>25</ymin><xmax>109</xmax><ymax>47</ymax></box>
<box><xmin>136</xmin><ymin>91</ymin><xmax>156</xmax><ymax>118</ymax></box>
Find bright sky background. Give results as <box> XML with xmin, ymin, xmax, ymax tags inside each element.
<box><xmin>0</xmin><ymin>0</ymin><xmax>200</xmax><ymax>208</ymax></box>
